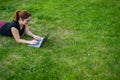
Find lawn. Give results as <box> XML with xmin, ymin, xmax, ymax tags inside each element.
<box><xmin>0</xmin><ymin>0</ymin><xmax>120</xmax><ymax>80</ymax></box>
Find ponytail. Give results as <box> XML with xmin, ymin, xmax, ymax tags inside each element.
<box><xmin>13</xmin><ymin>10</ymin><xmax>31</xmax><ymax>21</ymax></box>
<box><xmin>14</xmin><ymin>10</ymin><xmax>20</xmax><ymax>21</ymax></box>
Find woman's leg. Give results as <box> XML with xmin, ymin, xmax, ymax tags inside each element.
<box><xmin>0</xmin><ymin>20</ymin><xmax>7</xmax><ymax>28</ymax></box>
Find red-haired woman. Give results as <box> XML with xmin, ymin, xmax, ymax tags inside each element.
<box><xmin>0</xmin><ymin>10</ymin><xmax>41</xmax><ymax>44</ymax></box>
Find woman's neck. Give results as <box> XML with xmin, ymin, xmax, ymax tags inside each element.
<box><xmin>18</xmin><ymin>20</ymin><xmax>24</xmax><ymax>29</ymax></box>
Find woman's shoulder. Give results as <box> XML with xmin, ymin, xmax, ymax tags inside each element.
<box><xmin>10</xmin><ymin>20</ymin><xmax>19</xmax><ymax>25</ymax></box>
<box><xmin>9</xmin><ymin>20</ymin><xmax>19</xmax><ymax>28</ymax></box>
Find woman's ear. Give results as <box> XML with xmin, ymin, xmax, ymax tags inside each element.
<box><xmin>22</xmin><ymin>18</ymin><xmax>24</xmax><ymax>21</ymax></box>
<box><xmin>19</xmin><ymin>17</ymin><xmax>24</xmax><ymax>21</ymax></box>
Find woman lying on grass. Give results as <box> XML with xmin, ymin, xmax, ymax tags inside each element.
<box><xmin>0</xmin><ymin>10</ymin><xmax>41</xmax><ymax>44</ymax></box>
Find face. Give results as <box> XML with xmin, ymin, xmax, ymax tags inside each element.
<box><xmin>21</xmin><ymin>17</ymin><xmax>31</xmax><ymax>25</ymax></box>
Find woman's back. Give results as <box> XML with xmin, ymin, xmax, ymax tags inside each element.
<box><xmin>0</xmin><ymin>20</ymin><xmax>25</xmax><ymax>37</ymax></box>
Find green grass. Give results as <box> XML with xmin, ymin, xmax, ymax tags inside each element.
<box><xmin>0</xmin><ymin>0</ymin><xmax>120</xmax><ymax>80</ymax></box>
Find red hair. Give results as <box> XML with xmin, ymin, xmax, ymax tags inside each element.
<box><xmin>14</xmin><ymin>10</ymin><xmax>31</xmax><ymax>21</ymax></box>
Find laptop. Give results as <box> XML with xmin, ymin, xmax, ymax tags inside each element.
<box><xmin>28</xmin><ymin>33</ymin><xmax>50</xmax><ymax>48</ymax></box>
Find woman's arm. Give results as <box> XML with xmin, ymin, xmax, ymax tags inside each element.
<box><xmin>11</xmin><ymin>27</ymin><xmax>38</xmax><ymax>44</ymax></box>
<box><xmin>25</xmin><ymin>25</ymin><xmax>41</xmax><ymax>40</ymax></box>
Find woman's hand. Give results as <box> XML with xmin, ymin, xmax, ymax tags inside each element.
<box><xmin>29</xmin><ymin>39</ymin><xmax>39</xmax><ymax>44</ymax></box>
<box><xmin>33</xmin><ymin>35</ymin><xmax>42</xmax><ymax>40</ymax></box>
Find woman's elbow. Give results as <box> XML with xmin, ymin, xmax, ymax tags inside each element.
<box><xmin>15</xmin><ymin>39</ymin><xmax>21</xmax><ymax>43</ymax></box>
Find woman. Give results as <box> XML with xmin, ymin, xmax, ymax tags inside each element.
<box><xmin>0</xmin><ymin>10</ymin><xmax>41</xmax><ymax>44</ymax></box>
